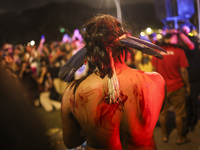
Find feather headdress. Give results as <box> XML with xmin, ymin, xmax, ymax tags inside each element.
<box><xmin>58</xmin><ymin>34</ymin><xmax>167</xmax><ymax>103</ymax></box>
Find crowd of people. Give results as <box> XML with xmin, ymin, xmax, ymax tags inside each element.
<box><xmin>0</xmin><ymin>16</ymin><xmax>200</xmax><ymax>149</ymax></box>
<box><xmin>0</xmin><ymin>29</ymin><xmax>92</xmax><ymax>112</ymax></box>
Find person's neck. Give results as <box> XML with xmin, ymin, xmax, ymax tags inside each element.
<box><xmin>114</xmin><ymin>52</ymin><xmax>128</xmax><ymax>70</ymax></box>
<box><xmin>114</xmin><ymin>61</ymin><xmax>128</xmax><ymax>74</ymax></box>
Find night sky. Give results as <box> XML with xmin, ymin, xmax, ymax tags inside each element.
<box><xmin>0</xmin><ymin>0</ymin><xmax>154</xmax><ymax>14</ymax></box>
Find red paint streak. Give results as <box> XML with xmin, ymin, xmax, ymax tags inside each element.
<box><xmin>132</xmin><ymin>84</ymin><xmax>151</xmax><ymax>126</ymax></box>
<box><xmin>70</xmin><ymin>98</ymin><xmax>78</xmax><ymax>108</ymax></box>
<box><xmin>138</xmin><ymin>89</ymin><xmax>151</xmax><ymax>126</ymax></box>
<box><xmin>95</xmin><ymin>91</ymin><xmax>128</xmax><ymax>126</ymax></box>
<box><xmin>78</xmin><ymin>94</ymin><xmax>83</xmax><ymax>100</ymax></box>
<box><xmin>139</xmin><ymin>89</ymin><xmax>146</xmax><ymax>125</ymax></box>
<box><xmin>79</xmin><ymin>94</ymin><xmax>85</xmax><ymax>107</ymax></box>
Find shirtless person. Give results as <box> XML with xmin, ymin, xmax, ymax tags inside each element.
<box><xmin>61</xmin><ymin>14</ymin><xmax>166</xmax><ymax>150</ymax></box>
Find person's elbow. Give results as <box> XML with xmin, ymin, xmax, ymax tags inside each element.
<box><xmin>188</xmin><ymin>42</ymin><xmax>195</xmax><ymax>50</ymax></box>
<box><xmin>180</xmin><ymin>67</ymin><xmax>187</xmax><ymax>74</ymax></box>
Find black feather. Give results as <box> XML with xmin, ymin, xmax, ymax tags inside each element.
<box><xmin>120</xmin><ymin>36</ymin><xmax>167</xmax><ymax>59</ymax></box>
<box><xmin>127</xmin><ymin>36</ymin><xmax>166</xmax><ymax>52</ymax></box>
<box><xmin>58</xmin><ymin>47</ymin><xmax>88</xmax><ymax>82</ymax></box>
<box><xmin>58</xmin><ymin>35</ymin><xmax>167</xmax><ymax>82</ymax></box>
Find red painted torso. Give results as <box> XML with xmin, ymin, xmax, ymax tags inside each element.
<box><xmin>66</xmin><ymin>66</ymin><xmax>165</xmax><ymax>150</ymax></box>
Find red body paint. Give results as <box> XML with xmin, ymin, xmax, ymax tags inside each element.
<box><xmin>95</xmin><ymin>91</ymin><xmax>128</xmax><ymax>126</ymax></box>
<box><xmin>70</xmin><ymin>98</ymin><xmax>78</xmax><ymax>108</ymax></box>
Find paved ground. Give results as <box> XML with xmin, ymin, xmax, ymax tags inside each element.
<box><xmin>154</xmin><ymin>121</ymin><xmax>200</xmax><ymax>150</ymax></box>
<box><xmin>35</xmin><ymin>99</ymin><xmax>200</xmax><ymax>150</ymax></box>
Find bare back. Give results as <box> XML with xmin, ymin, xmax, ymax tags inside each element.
<box><xmin>62</xmin><ymin>65</ymin><xmax>165</xmax><ymax>150</ymax></box>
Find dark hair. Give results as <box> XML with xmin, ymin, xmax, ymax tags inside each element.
<box><xmin>161</xmin><ymin>33</ymin><xmax>185</xmax><ymax>48</ymax></box>
<box><xmin>83</xmin><ymin>14</ymin><xmax>127</xmax><ymax>78</ymax></box>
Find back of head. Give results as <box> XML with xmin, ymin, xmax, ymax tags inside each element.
<box><xmin>83</xmin><ymin>14</ymin><xmax>127</xmax><ymax>78</ymax></box>
<box><xmin>162</xmin><ymin>33</ymin><xmax>183</xmax><ymax>46</ymax></box>
<box><xmin>180</xmin><ymin>23</ymin><xmax>191</xmax><ymax>35</ymax></box>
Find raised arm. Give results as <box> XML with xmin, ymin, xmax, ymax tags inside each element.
<box><xmin>179</xmin><ymin>33</ymin><xmax>195</xmax><ymax>50</ymax></box>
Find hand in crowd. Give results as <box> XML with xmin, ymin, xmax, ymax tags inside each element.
<box><xmin>41</xmin><ymin>67</ymin><xmax>47</xmax><ymax>77</ymax></box>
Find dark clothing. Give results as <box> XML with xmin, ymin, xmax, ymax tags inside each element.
<box><xmin>20</xmin><ymin>69</ymin><xmax>39</xmax><ymax>105</ymax></box>
<box><xmin>0</xmin><ymin>68</ymin><xmax>50</xmax><ymax>150</ymax></box>
<box><xmin>185</xmin><ymin>36</ymin><xmax>200</xmax><ymax>81</ymax></box>
<box><xmin>184</xmin><ymin>36</ymin><xmax>200</xmax><ymax>129</ymax></box>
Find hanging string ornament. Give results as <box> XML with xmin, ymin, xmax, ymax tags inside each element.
<box><xmin>107</xmin><ymin>48</ymin><xmax>121</xmax><ymax>104</ymax></box>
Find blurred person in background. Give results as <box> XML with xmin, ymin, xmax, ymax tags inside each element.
<box><xmin>11</xmin><ymin>45</ymin><xmax>24</xmax><ymax>75</ymax></box>
<box><xmin>2</xmin><ymin>43</ymin><xmax>14</xmax><ymax>70</ymax></box>
<box><xmin>47</xmin><ymin>42</ymin><xmax>68</xmax><ymax>107</ymax></box>
<box><xmin>149</xmin><ymin>32</ymin><xmax>157</xmax><ymax>44</ymax></box>
<box><xmin>180</xmin><ymin>23</ymin><xmax>200</xmax><ymax>131</ymax></box>
<box><xmin>135</xmin><ymin>51</ymin><xmax>153</xmax><ymax>72</ymax></box>
<box><xmin>37</xmin><ymin>60</ymin><xmax>61</xmax><ymax>112</ymax></box>
<box><xmin>152</xmin><ymin>32</ymin><xmax>190</xmax><ymax>145</ymax></box>
<box><xmin>18</xmin><ymin>57</ymin><xmax>40</xmax><ymax>107</ymax></box>
<box><xmin>123</xmin><ymin>30</ymin><xmax>136</xmax><ymax>69</ymax></box>
<box><xmin>25</xmin><ymin>42</ymin><xmax>39</xmax><ymax>76</ymax></box>
<box><xmin>134</xmin><ymin>35</ymin><xmax>153</xmax><ymax>72</ymax></box>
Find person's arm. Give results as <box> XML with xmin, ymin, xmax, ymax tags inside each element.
<box><xmin>49</xmin><ymin>49</ymin><xmax>61</xmax><ymax>64</ymax></box>
<box><xmin>19</xmin><ymin>62</ymin><xmax>26</xmax><ymax>78</ymax></box>
<box><xmin>37</xmin><ymin>67</ymin><xmax>47</xmax><ymax>84</ymax></box>
<box><xmin>169</xmin><ymin>29</ymin><xmax>194</xmax><ymax>50</ymax></box>
<box><xmin>37</xmin><ymin>35</ymin><xmax>45</xmax><ymax>54</ymax></box>
<box><xmin>180</xmin><ymin>67</ymin><xmax>190</xmax><ymax>96</ymax></box>
<box><xmin>61</xmin><ymin>85</ymin><xmax>86</xmax><ymax>149</ymax></box>
<box><xmin>179</xmin><ymin>33</ymin><xmax>195</xmax><ymax>50</ymax></box>
<box><xmin>46</xmin><ymin>72</ymin><xmax>53</xmax><ymax>86</ymax></box>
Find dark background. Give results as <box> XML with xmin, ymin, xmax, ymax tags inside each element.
<box><xmin>0</xmin><ymin>0</ymin><xmax>197</xmax><ymax>46</ymax></box>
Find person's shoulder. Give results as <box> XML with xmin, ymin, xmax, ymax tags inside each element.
<box><xmin>63</xmin><ymin>82</ymin><xmax>74</xmax><ymax>99</ymax></box>
<box><xmin>82</xmin><ymin>73</ymin><xmax>104</xmax><ymax>88</ymax></box>
<box><xmin>167</xmin><ymin>45</ymin><xmax>185</xmax><ymax>52</ymax></box>
<box><xmin>145</xmin><ymin>71</ymin><xmax>164</xmax><ymax>80</ymax></box>
<box><xmin>146</xmin><ymin>72</ymin><xmax>165</xmax><ymax>90</ymax></box>
<box><xmin>173</xmin><ymin>47</ymin><xmax>187</xmax><ymax>56</ymax></box>
<box><xmin>136</xmin><ymin>70</ymin><xmax>165</xmax><ymax>84</ymax></box>
<box><xmin>135</xmin><ymin>71</ymin><xmax>165</xmax><ymax>97</ymax></box>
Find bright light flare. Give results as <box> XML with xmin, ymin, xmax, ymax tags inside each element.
<box><xmin>140</xmin><ymin>31</ymin><xmax>145</xmax><ymax>36</ymax></box>
<box><xmin>158</xmin><ymin>29</ymin><xmax>162</xmax><ymax>33</ymax></box>
<box><xmin>156</xmin><ymin>34</ymin><xmax>162</xmax><ymax>40</ymax></box>
<box><xmin>30</xmin><ymin>40</ymin><xmax>35</xmax><ymax>46</ymax></box>
<box><xmin>60</xmin><ymin>28</ymin><xmax>65</xmax><ymax>33</ymax></box>
<box><xmin>188</xmin><ymin>32</ymin><xmax>193</xmax><ymax>36</ymax></box>
<box><xmin>146</xmin><ymin>27</ymin><xmax>152</xmax><ymax>34</ymax></box>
